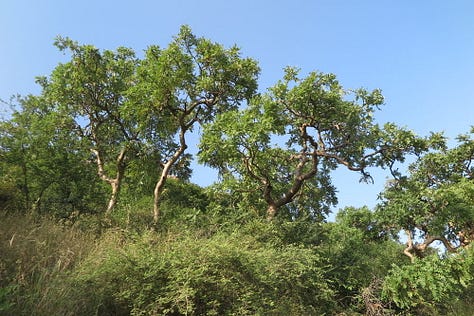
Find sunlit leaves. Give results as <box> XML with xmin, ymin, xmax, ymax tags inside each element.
<box><xmin>199</xmin><ymin>68</ymin><xmax>433</xmax><ymax>220</ymax></box>
<box><xmin>0</xmin><ymin>96</ymin><xmax>105</xmax><ymax>214</ymax></box>
<box><xmin>382</xmin><ymin>249</ymin><xmax>474</xmax><ymax>311</ymax></box>
<box><xmin>377</xmin><ymin>130</ymin><xmax>474</xmax><ymax>257</ymax></box>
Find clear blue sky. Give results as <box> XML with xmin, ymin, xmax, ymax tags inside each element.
<box><xmin>2</xmin><ymin>1</ymin><xmax>474</xmax><ymax>212</ymax></box>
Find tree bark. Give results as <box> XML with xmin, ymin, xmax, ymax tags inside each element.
<box><xmin>264</xmin><ymin>151</ymin><xmax>318</xmax><ymax>221</ymax></box>
<box><xmin>266</xmin><ymin>203</ymin><xmax>278</xmax><ymax>221</ymax></box>
<box><xmin>403</xmin><ymin>230</ymin><xmax>459</xmax><ymax>262</ymax></box>
<box><xmin>105</xmin><ymin>179</ymin><xmax>121</xmax><ymax>215</ymax></box>
<box><xmin>153</xmin><ymin>162</ymin><xmax>172</xmax><ymax>224</ymax></box>
<box><xmin>153</xmin><ymin>127</ymin><xmax>187</xmax><ymax>225</ymax></box>
<box><xmin>93</xmin><ymin>146</ymin><xmax>127</xmax><ymax>215</ymax></box>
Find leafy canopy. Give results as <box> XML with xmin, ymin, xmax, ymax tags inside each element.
<box><xmin>377</xmin><ymin>128</ymin><xmax>474</xmax><ymax>259</ymax></box>
<box><xmin>199</xmin><ymin>67</ymin><xmax>438</xmax><ymax>220</ymax></box>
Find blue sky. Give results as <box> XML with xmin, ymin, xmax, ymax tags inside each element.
<box><xmin>2</xmin><ymin>1</ymin><xmax>474</xmax><ymax>212</ymax></box>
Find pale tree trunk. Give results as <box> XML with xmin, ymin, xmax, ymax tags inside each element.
<box><xmin>151</xmin><ymin>100</ymin><xmax>211</xmax><ymax>224</ymax></box>
<box><xmin>93</xmin><ymin>147</ymin><xmax>127</xmax><ymax>215</ymax></box>
<box><xmin>152</xmin><ymin>164</ymin><xmax>171</xmax><ymax>224</ymax></box>
<box><xmin>265</xmin><ymin>176</ymin><xmax>308</xmax><ymax>220</ymax></box>
<box><xmin>153</xmin><ymin>128</ymin><xmax>187</xmax><ymax>225</ymax></box>
<box><xmin>105</xmin><ymin>179</ymin><xmax>121</xmax><ymax>215</ymax></box>
<box><xmin>266</xmin><ymin>203</ymin><xmax>278</xmax><ymax>221</ymax></box>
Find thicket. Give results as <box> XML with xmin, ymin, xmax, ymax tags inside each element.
<box><xmin>2</xmin><ymin>196</ymin><xmax>473</xmax><ymax>315</ymax></box>
<box><xmin>1</xmin><ymin>26</ymin><xmax>474</xmax><ymax>315</ymax></box>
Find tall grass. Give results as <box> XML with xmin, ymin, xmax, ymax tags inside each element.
<box><xmin>0</xmin><ymin>213</ymin><xmax>95</xmax><ymax>315</ymax></box>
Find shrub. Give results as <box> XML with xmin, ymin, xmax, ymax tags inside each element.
<box><xmin>382</xmin><ymin>249</ymin><xmax>474</xmax><ymax>315</ymax></box>
<box><xmin>53</xmin><ymin>228</ymin><xmax>334</xmax><ymax>315</ymax></box>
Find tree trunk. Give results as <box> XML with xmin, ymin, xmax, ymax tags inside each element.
<box><xmin>153</xmin><ymin>126</ymin><xmax>187</xmax><ymax>225</ymax></box>
<box><xmin>93</xmin><ymin>146</ymin><xmax>126</xmax><ymax>215</ymax></box>
<box><xmin>153</xmin><ymin>154</ymin><xmax>184</xmax><ymax>224</ymax></box>
<box><xmin>153</xmin><ymin>176</ymin><xmax>166</xmax><ymax>224</ymax></box>
<box><xmin>264</xmin><ymin>175</ymin><xmax>309</xmax><ymax>221</ymax></box>
<box><xmin>262</xmin><ymin>150</ymin><xmax>318</xmax><ymax>221</ymax></box>
<box><xmin>20</xmin><ymin>144</ymin><xmax>30</xmax><ymax>211</ymax></box>
<box><xmin>105</xmin><ymin>180</ymin><xmax>120</xmax><ymax>215</ymax></box>
<box><xmin>266</xmin><ymin>203</ymin><xmax>278</xmax><ymax>221</ymax></box>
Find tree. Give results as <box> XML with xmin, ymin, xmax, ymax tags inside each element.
<box><xmin>128</xmin><ymin>25</ymin><xmax>259</xmax><ymax>224</ymax></box>
<box><xmin>199</xmin><ymin>67</ymin><xmax>438</xmax><ymax>220</ymax></box>
<box><xmin>377</xmin><ymin>128</ymin><xmax>474</xmax><ymax>261</ymax></box>
<box><xmin>39</xmin><ymin>38</ymin><xmax>140</xmax><ymax>214</ymax></box>
<box><xmin>0</xmin><ymin>96</ymin><xmax>104</xmax><ymax>215</ymax></box>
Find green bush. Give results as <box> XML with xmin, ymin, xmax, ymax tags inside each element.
<box><xmin>50</xmin><ymin>228</ymin><xmax>334</xmax><ymax>315</ymax></box>
<box><xmin>112</xmin><ymin>179</ymin><xmax>212</xmax><ymax>233</ymax></box>
<box><xmin>382</xmin><ymin>249</ymin><xmax>474</xmax><ymax>315</ymax></box>
<box><xmin>319</xmin><ymin>208</ymin><xmax>407</xmax><ymax>313</ymax></box>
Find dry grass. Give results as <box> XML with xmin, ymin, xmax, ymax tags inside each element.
<box><xmin>0</xmin><ymin>212</ymin><xmax>96</xmax><ymax>314</ymax></box>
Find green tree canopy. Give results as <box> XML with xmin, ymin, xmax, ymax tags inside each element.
<box><xmin>127</xmin><ymin>25</ymin><xmax>260</xmax><ymax>223</ymax></box>
<box><xmin>377</xmin><ymin>128</ymin><xmax>474</xmax><ymax>261</ymax></box>
<box><xmin>38</xmin><ymin>37</ymin><xmax>140</xmax><ymax>214</ymax></box>
<box><xmin>199</xmin><ymin>67</ymin><xmax>440</xmax><ymax>220</ymax></box>
<box><xmin>0</xmin><ymin>96</ymin><xmax>104</xmax><ymax>215</ymax></box>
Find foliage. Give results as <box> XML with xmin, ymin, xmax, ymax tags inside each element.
<box><xmin>111</xmin><ymin>178</ymin><xmax>212</xmax><ymax>232</ymax></box>
<box><xmin>320</xmin><ymin>207</ymin><xmax>408</xmax><ymax>313</ymax></box>
<box><xmin>377</xmin><ymin>129</ymin><xmax>474</xmax><ymax>260</ymax></box>
<box><xmin>0</xmin><ymin>213</ymin><xmax>95</xmax><ymax>315</ymax></box>
<box><xmin>0</xmin><ymin>181</ymin><xmax>23</xmax><ymax>213</ymax></box>
<box><xmin>36</xmin><ymin>227</ymin><xmax>333</xmax><ymax>316</ymax></box>
<box><xmin>0</xmin><ymin>96</ymin><xmax>106</xmax><ymax>216</ymax></box>
<box><xmin>2</xmin><ymin>25</ymin><xmax>474</xmax><ymax>315</ymax></box>
<box><xmin>382</xmin><ymin>249</ymin><xmax>474</xmax><ymax>314</ymax></box>
<box><xmin>199</xmin><ymin>67</ymin><xmax>439</xmax><ymax>220</ymax></box>
<box><xmin>127</xmin><ymin>25</ymin><xmax>260</xmax><ymax>223</ymax></box>
<box><xmin>38</xmin><ymin>37</ymin><xmax>140</xmax><ymax>214</ymax></box>
<box><xmin>159</xmin><ymin>178</ymin><xmax>210</xmax><ymax>223</ymax></box>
